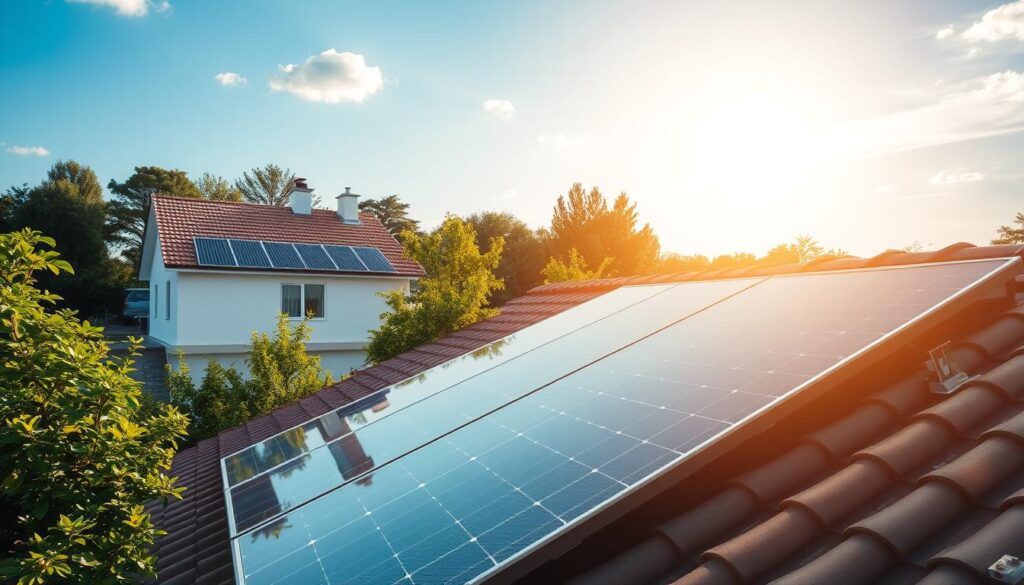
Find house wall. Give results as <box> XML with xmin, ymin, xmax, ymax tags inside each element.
<box><xmin>146</xmin><ymin>238</ymin><xmax>179</xmax><ymax>346</ymax></box>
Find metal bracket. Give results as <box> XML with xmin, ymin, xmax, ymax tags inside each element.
<box><xmin>990</xmin><ymin>555</ymin><xmax>1024</xmax><ymax>584</ymax></box>
<box><xmin>926</xmin><ymin>341</ymin><xmax>972</xmax><ymax>395</ymax></box>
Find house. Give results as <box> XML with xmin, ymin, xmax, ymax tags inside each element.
<box><xmin>148</xmin><ymin>242</ymin><xmax>1024</xmax><ymax>585</ymax></box>
<box><xmin>138</xmin><ymin>180</ymin><xmax>424</xmax><ymax>381</ymax></box>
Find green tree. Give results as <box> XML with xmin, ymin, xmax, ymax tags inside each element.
<box><xmin>195</xmin><ymin>172</ymin><xmax>242</xmax><ymax>202</ymax></box>
<box><xmin>762</xmin><ymin>235</ymin><xmax>825</xmax><ymax>264</ymax></box>
<box><xmin>993</xmin><ymin>212</ymin><xmax>1024</xmax><ymax>244</ymax></box>
<box><xmin>0</xmin><ymin>184</ymin><xmax>30</xmax><ymax>233</ymax></box>
<box><xmin>657</xmin><ymin>253</ymin><xmax>711</xmax><ymax>273</ymax></box>
<box><xmin>367</xmin><ymin>216</ymin><xmax>504</xmax><ymax>363</ymax></box>
<box><xmin>467</xmin><ymin>211</ymin><xmax>545</xmax><ymax>304</ymax></box>
<box><xmin>0</xmin><ymin>229</ymin><xmax>188</xmax><ymax>584</ymax></box>
<box><xmin>168</xmin><ymin>315</ymin><xmax>332</xmax><ymax>442</ymax></box>
<box><xmin>549</xmin><ymin>182</ymin><xmax>660</xmax><ymax>276</ymax></box>
<box><xmin>359</xmin><ymin>195</ymin><xmax>420</xmax><ymax>240</ymax></box>
<box><xmin>234</xmin><ymin>164</ymin><xmax>295</xmax><ymax>206</ymax></box>
<box><xmin>541</xmin><ymin>248</ymin><xmax>613</xmax><ymax>284</ymax></box>
<box><xmin>709</xmin><ymin>252</ymin><xmax>757</xmax><ymax>269</ymax></box>
<box><xmin>107</xmin><ymin>166</ymin><xmax>202</xmax><ymax>267</ymax></box>
<box><xmin>11</xmin><ymin>162</ymin><xmax>124</xmax><ymax>317</ymax></box>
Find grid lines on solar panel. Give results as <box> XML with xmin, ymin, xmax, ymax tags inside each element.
<box><xmin>294</xmin><ymin>244</ymin><xmax>337</xmax><ymax>270</ymax></box>
<box><xmin>354</xmin><ymin>246</ymin><xmax>395</xmax><ymax>272</ymax></box>
<box><xmin>323</xmin><ymin>245</ymin><xmax>367</xmax><ymax>271</ymax></box>
<box><xmin>229</xmin><ymin>260</ymin><xmax>1010</xmax><ymax>585</ymax></box>
<box><xmin>229</xmin><ymin>240</ymin><xmax>272</xmax><ymax>268</ymax></box>
<box><xmin>263</xmin><ymin>242</ymin><xmax>305</xmax><ymax>269</ymax></box>
<box><xmin>194</xmin><ymin>237</ymin><xmax>236</xmax><ymax>266</ymax></box>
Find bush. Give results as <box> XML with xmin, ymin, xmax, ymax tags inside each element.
<box><xmin>0</xmin><ymin>229</ymin><xmax>188</xmax><ymax>584</ymax></box>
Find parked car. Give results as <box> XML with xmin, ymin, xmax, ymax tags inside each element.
<box><xmin>122</xmin><ymin>288</ymin><xmax>149</xmax><ymax>324</ymax></box>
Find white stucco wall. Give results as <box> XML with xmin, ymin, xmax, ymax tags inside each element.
<box><xmin>146</xmin><ymin>238</ymin><xmax>179</xmax><ymax>346</ymax></box>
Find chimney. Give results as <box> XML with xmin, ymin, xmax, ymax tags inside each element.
<box><xmin>288</xmin><ymin>177</ymin><xmax>313</xmax><ymax>215</ymax></box>
<box><xmin>336</xmin><ymin>187</ymin><xmax>361</xmax><ymax>224</ymax></box>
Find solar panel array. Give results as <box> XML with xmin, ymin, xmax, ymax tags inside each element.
<box><xmin>192</xmin><ymin>237</ymin><xmax>396</xmax><ymax>273</ymax></box>
<box><xmin>222</xmin><ymin>259</ymin><xmax>1015</xmax><ymax>585</ymax></box>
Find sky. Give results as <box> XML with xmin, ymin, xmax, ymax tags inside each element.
<box><xmin>2</xmin><ymin>0</ymin><xmax>1024</xmax><ymax>258</ymax></box>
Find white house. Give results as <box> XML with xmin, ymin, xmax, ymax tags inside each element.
<box><xmin>138</xmin><ymin>179</ymin><xmax>423</xmax><ymax>381</ymax></box>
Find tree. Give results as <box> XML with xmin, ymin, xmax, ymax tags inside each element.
<box><xmin>107</xmin><ymin>166</ymin><xmax>202</xmax><ymax>267</ymax></box>
<box><xmin>549</xmin><ymin>183</ymin><xmax>660</xmax><ymax>276</ymax></box>
<box><xmin>0</xmin><ymin>184</ymin><xmax>30</xmax><ymax>233</ymax></box>
<box><xmin>195</xmin><ymin>172</ymin><xmax>242</xmax><ymax>202</ymax></box>
<box><xmin>467</xmin><ymin>211</ymin><xmax>545</xmax><ymax>304</ymax></box>
<box><xmin>541</xmin><ymin>248</ymin><xmax>613</xmax><ymax>284</ymax></box>
<box><xmin>168</xmin><ymin>315</ymin><xmax>332</xmax><ymax>442</ymax></box>
<box><xmin>235</xmin><ymin>164</ymin><xmax>295</xmax><ymax>206</ymax></box>
<box><xmin>359</xmin><ymin>195</ymin><xmax>420</xmax><ymax>240</ymax></box>
<box><xmin>0</xmin><ymin>229</ymin><xmax>188</xmax><ymax>584</ymax></box>
<box><xmin>709</xmin><ymin>253</ymin><xmax>757</xmax><ymax>269</ymax></box>
<box><xmin>762</xmin><ymin>235</ymin><xmax>825</xmax><ymax>264</ymax></box>
<box><xmin>657</xmin><ymin>253</ymin><xmax>711</xmax><ymax>273</ymax></box>
<box><xmin>11</xmin><ymin>161</ymin><xmax>124</xmax><ymax>317</ymax></box>
<box><xmin>993</xmin><ymin>212</ymin><xmax>1024</xmax><ymax>244</ymax></box>
<box><xmin>366</xmin><ymin>216</ymin><xmax>504</xmax><ymax>363</ymax></box>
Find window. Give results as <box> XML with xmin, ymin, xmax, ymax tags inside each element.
<box><xmin>281</xmin><ymin>284</ymin><xmax>325</xmax><ymax>318</ymax></box>
<box><xmin>166</xmin><ymin>280</ymin><xmax>171</xmax><ymax>320</ymax></box>
<box><xmin>153</xmin><ymin>284</ymin><xmax>159</xmax><ymax>319</ymax></box>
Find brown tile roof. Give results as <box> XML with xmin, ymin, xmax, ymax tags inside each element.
<box><xmin>149</xmin><ymin>194</ymin><xmax>425</xmax><ymax>277</ymax></box>
<box><xmin>148</xmin><ymin>242</ymin><xmax>1024</xmax><ymax>585</ymax></box>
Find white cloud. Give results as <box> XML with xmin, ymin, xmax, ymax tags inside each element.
<box><xmin>482</xmin><ymin>99</ymin><xmax>516</xmax><ymax>120</ymax></box>
<box><xmin>7</xmin><ymin>146</ymin><xmax>50</xmax><ymax>157</ymax></box>
<box><xmin>930</xmin><ymin>168</ymin><xmax>985</xmax><ymax>185</ymax></box>
<box><xmin>214</xmin><ymin>72</ymin><xmax>247</xmax><ymax>87</ymax></box>
<box><xmin>269</xmin><ymin>49</ymin><xmax>383</xmax><ymax>104</ymax></box>
<box><xmin>936</xmin><ymin>25</ymin><xmax>955</xmax><ymax>40</ymax></box>
<box><xmin>961</xmin><ymin>0</ymin><xmax>1024</xmax><ymax>42</ymax></box>
<box><xmin>65</xmin><ymin>0</ymin><xmax>169</xmax><ymax>17</ymax></box>
<box><xmin>972</xmin><ymin>70</ymin><xmax>1024</xmax><ymax>102</ymax></box>
<box><xmin>538</xmin><ymin>133</ymin><xmax>583</xmax><ymax>152</ymax></box>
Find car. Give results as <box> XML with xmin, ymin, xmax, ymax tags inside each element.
<box><xmin>122</xmin><ymin>288</ymin><xmax>150</xmax><ymax>322</ymax></box>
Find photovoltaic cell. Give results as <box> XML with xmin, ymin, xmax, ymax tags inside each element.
<box><xmin>229</xmin><ymin>240</ymin><xmax>272</xmax><ymax>268</ymax></box>
<box><xmin>294</xmin><ymin>244</ymin><xmax>336</xmax><ymax>270</ymax></box>
<box><xmin>263</xmin><ymin>242</ymin><xmax>305</xmax><ymax>269</ymax></box>
<box><xmin>324</xmin><ymin>245</ymin><xmax>367</xmax><ymax>272</ymax></box>
<box><xmin>354</xmin><ymin>246</ymin><xmax>395</xmax><ymax>272</ymax></box>
<box><xmin>194</xmin><ymin>237</ymin><xmax>236</xmax><ymax>267</ymax></box>
<box><xmin>226</xmin><ymin>259</ymin><xmax>1016</xmax><ymax>585</ymax></box>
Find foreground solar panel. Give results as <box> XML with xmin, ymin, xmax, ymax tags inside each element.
<box><xmin>263</xmin><ymin>242</ymin><xmax>305</xmax><ymax>269</ymax></box>
<box><xmin>194</xmin><ymin>237</ymin><xmax>236</xmax><ymax>267</ymax></box>
<box><xmin>229</xmin><ymin>239</ymin><xmax>272</xmax><ymax>268</ymax></box>
<box><xmin>354</xmin><ymin>246</ymin><xmax>396</xmax><ymax>272</ymax></box>
<box><xmin>294</xmin><ymin>243</ymin><xmax>337</xmax><ymax>270</ymax></box>
<box><xmin>324</xmin><ymin>245</ymin><xmax>367</xmax><ymax>271</ymax></box>
<box><xmin>224</xmin><ymin>259</ymin><xmax>1018</xmax><ymax>585</ymax></box>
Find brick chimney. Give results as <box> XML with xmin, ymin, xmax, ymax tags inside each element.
<box><xmin>288</xmin><ymin>178</ymin><xmax>313</xmax><ymax>215</ymax></box>
<box><xmin>336</xmin><ymin>187</ymin><xmax>361</xmax><ymax>224</ymax></box>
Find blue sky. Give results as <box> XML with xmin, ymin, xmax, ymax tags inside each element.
<box><xmin>2</xmin><ymin>0</ymin><xmax>1023</xmax><ymax>257</ymax></box>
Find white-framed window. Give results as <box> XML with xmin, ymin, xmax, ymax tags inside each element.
<box><xmin>282</xmin><ymin>284</ymin><xmax>325</xmax><ymax>318</ymax></box>
<box><xmin>153</xmin><ymin>284</ymin><xmax>159</xmax><ymax>319</ymax></box>
<box><xmin>165</xmin><ymin>280</ymin><xmax>171</xmax><ymax>320</ymax></box>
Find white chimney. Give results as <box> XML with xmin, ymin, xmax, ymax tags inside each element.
<box><xmin>336</xmin><ymin>187</ymin><xmax>361</xmax><ymax>224</ymax></box>
<box><xmin>288</xmin><ymin>177</ymin><xmax>313</xmax><ymax>215</ymax></box>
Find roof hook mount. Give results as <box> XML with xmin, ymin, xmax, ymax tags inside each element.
<box><xmin>926</xmin><ymin>341</ymin><xmax>974</xmax><ymax>395</ymax></box>
<box><xmin>989</xmin><ymin>555</ymin><xmax>1024</xmax><ymax>584</ymax></box>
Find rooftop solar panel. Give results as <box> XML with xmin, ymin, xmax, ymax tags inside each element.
<box><xmin>224</xmin><ymin>259</ymin><xmax>1019</xmax><ymax>585</ymax></box>
<box><xmin>353</xmin><ymin>246</ymin><xmax>395</xmax><ymax>272</ymax></box>
<box><xmin>194</xmin><ymin>237</ymin><xmax>236</xmax><ymax>267</ymax></box>
<box><xmin>294</xmin><ymin>243</ymin><xmax>336</xmax><ymax>270</ymax></box>
<box><xmin>323</xmin><ymin>245</ymin><xmax>367</xmax><ymax>272</ymax></box>
<box><xmin>263</xmin><ymin>242</ymin><xmax>305</xmax><ymax>269</ymax></box>
<box><xmin>229</xmin><ymin>239</ymin><xmax>272</xmax><ymax>268</ymax></box>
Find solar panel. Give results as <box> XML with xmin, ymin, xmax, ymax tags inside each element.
<box><xmin>294</xmin><ymin>244</ymin><xmax>337</xmax><ymax>270</ymax></box>
<box><xmin>353</xmin><ymin>246</ymin><xmax>395</xmax><ymax>272</ymax></box>
<box><xmin>224</xmin><ymin>259</ymin><xmax>1018</xmax><ymax>585</ymax></box>
<box><xmin>263</xmin><ymin>242</ymin><xmax>305</xmax><ymax>269</ymax></box>
<box><xmin>229</xmin><ymin>240</ymin><xmax>272</xmax><ymax>268</ymax></box>
<box><xmin>324</xmin><ymin>245</ymin><xmax>367</xmax><ymax>272</ymax></box>
<box><xmin>194</xmin><ymin>237</ymin><xmax>236</xmax><ymax>267</ymax></box>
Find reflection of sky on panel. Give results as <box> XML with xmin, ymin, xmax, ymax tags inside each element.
<box><xmin>233</xmin><ymin>260</ymin><xmax>1007</xmax><ymax>585</ymax></box>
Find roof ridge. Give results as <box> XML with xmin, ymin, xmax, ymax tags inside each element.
<box><xmin>151</xmin><ymin>192</ymin><xmax>374</xmax><ymax>215</ymax></box>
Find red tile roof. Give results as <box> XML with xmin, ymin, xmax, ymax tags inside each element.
<box><xmin>148</xmin><ymin>242</ymin><xmax>1024</xmax><ymax>585</ymax></box>
<box><xmin>149</xmin><ymin>194</ymin><xmax>425</xmax><ymax>277</ymax></box>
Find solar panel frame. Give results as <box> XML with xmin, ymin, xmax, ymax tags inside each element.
<box><xmin>222</xmin><ymin>257</ymin><xmax>1021</xmax><ymax>585</ymax></box>
<box><xmin>323</xmin><ymin>245</ymin><xmax>368</xmax><ymax>272</ymax></box>
<box><xmin>193</xmin><ymin>237</ymin><xmax>237</xmax><ymax>267</ymax></box>
<box><xmin>263</xmin><ymin>241</ymin><xmax>306</xmax><ymax>269</ymax></box>
<box><xmin>353</xmin><ymin>246</ymin><xmax>396</xmax><ymax>272</ymax></box>
<box><xmin>294</xmin><ymin>243</ymin><xmax>337</xmax><ymax>271</ymax></box>
<box><xmin>228</xmin><ymin>239</ymin><xmax>272</xmax><ymax>268</ymax></box>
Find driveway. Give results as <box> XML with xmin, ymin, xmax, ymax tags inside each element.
<box><xmin>104</xmin><ymin>323</ymin><xmax>170</xmax><ymax>403</ymax></box>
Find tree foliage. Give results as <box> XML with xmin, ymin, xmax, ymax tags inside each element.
<box><xmin>549</xmin><ymin>182</ymin><xmax>660</xmax><ymax>276</ymax></box>
<box><xmin>168</xmin><ymin>314</ymin><xmax>332</xmax><ymax>441</ymax></box>
<box><xmin>466</xmin><ymin>211</ymin><xmax>545</xmax><ymax>304</ymax></box>
<box><xmin>359</xmin><ymin>195</ymin><xmax>420</xmax><ymax>240</ymax></box>
<box><xmin>762</xmin><ymin>234</ymin><xmax>825</xmax><ymax>264</ymax></box>
<box><xmin>194</xmin><ymin>173</ymin><xmax>241</xmax><ymax>202</ymax></box>
<box><xmin>993</xmin><ymin>212</ymin><xmax>1024</xmax><ymax>244</ymax></box>
<box><xmin>107</xmin><ymin>166</ymin><xmax>202</xmax><ymax>267</ymax></box>
<box><xmin>367</xmin><ymin>216</ymin><xmax>504</xmax><ymax>363</ymax></box>
<box><xmin>657</xmin><ymin>253</ymin><xmax>711</xmax><ymax>273</ymax></box>
<box><xmin>541</xmin><ymin>248</ymin><xmax>613</xmax><ymax>284</ymax></box>
<box><xmin>234</xmin><ymin>164</ymin><xmax>295</xmax><ymax>206</ymax></box>
<box><xmin>0</xmin><ymin>229</ymin><xmax>188</xmax><ymax>584</ymax></box>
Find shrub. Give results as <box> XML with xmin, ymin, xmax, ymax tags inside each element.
<box><xmin>0</xmin><ymin>229</ymin><xmax>188</xmax><ymax>584</ymax></box>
